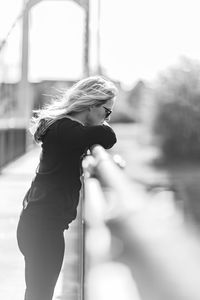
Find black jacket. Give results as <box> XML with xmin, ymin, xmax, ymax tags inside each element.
<box><xmin>20</xmin><ymin>118</ymin><xmax>117</xmax><ymax>230</ymax></box>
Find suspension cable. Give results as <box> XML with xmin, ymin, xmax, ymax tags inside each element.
<box><xmin>0</xmin><ymin>1</ymin><xmax>28</xmax><ymax>53</ymax></box>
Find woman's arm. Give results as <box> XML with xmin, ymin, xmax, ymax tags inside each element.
<box><xmin>57</xmin><ymin>119</ymin><xmax>117</xmax><ymax>150</ymax></box>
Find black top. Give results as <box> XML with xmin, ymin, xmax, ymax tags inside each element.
<box><xmin>20</xmin><ymin>118</ymin><xmax>117</xmax><ymax>230</ymax></box>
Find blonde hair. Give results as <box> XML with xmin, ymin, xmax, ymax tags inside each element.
<box><xmin>30</xmin><ymin>76</ymin><xmax>118</xmax><ymax>142</ymax></box>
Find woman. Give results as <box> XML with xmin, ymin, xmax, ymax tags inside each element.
<box><xmin>17</xmin><ymin>75</ymin><xmax>118</xmax><ymax>300</ymax></box>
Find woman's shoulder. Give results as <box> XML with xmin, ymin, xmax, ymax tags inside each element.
<box><xmin>53</xmin><ymin>117</ymin><xmax>84</xmax><ymax>140</ymax></box>
<box><xmin>55</xmin><ymin>117</ymin><xmax>83</xmax><ymax>128</ymax></box>
<box><xmin>41</xmin><ymin>117</ymin><xmax>83</xmax><ymax>144</ymax></box>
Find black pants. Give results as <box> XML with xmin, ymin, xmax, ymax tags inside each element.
<box><xmin>17</xmin><ymin>218</ymin><xmax>65</xmax><ymax>300</ymax></box>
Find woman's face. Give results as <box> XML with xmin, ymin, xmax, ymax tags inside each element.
<box><xmin>86</xmin><ymin>99</ymin><xmax>115</xmax><ymax>126</ymax></box>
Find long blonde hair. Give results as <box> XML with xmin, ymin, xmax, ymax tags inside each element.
<box><xmin>30</xmin><ymin>76</ymin><xmax>118</xmax><ymax>143</ymax></box>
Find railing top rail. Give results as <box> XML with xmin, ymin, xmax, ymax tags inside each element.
<box><xmin>82</xmin><ymin>145</ymin><xmax>200</xmax><ymax>300</ymax></box>
<box><xmin>0</xmin><ymin>118</ymin><xmax>27</xmax><ymax>129</ymax></box>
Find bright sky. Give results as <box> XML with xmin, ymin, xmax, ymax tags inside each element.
<box><xmin>0</xmin><ymin>0</ymin><xmax>200</xmax><ymax>87</ymax></box>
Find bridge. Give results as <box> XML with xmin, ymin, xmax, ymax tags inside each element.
<box><xmin>1</xmin><ymin>1</ymin><xmax>200</xmax><ymax>299</ymax></box>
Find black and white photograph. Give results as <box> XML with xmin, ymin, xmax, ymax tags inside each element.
<box><xmin>1</xmin><ymin>1</ymin><xmax>200</xmax><ymax>299</ymax></box>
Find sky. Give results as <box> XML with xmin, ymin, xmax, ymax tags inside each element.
<box><xmin>0</xmin><ymin>0</ymin><xmax>200</xmax><ymax>87</ymax></box>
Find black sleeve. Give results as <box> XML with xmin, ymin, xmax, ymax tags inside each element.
<box><xmin>57</xmin><ymin>119</ymin><xmax>117</xmax><ymax>150</ymax></box>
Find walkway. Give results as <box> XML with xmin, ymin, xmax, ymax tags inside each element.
<box><xmin>0</xmin><ymin>146</ymin><xmax>83</xmax><ymax>300</ymax></box>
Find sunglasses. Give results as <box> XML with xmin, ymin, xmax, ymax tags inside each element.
<box><xmin>103</xmin><ymin>106</ymin><xmax>112</xmax><ymax>118</ymax></box>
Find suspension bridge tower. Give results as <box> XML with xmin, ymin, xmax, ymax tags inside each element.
<box><xmin>18</xmin><ymin>0</ymin><xmax>90</xmax><ymax>123</ymax></box>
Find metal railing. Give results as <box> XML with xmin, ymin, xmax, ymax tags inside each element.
<box><xmin>82</xmin><ymin>145</ymin><xmax>200</xmax><ymax>300</ymax></box>
<box><xmin>0</xmin><ymin>127</ymin><xmax>27</xmax><ymax>169</ymax></box>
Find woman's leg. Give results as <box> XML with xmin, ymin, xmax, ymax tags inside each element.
<box><xmin>17</xmin><ymin>219</ymin><xmax>65</xmax><ymax>300</ymax></box>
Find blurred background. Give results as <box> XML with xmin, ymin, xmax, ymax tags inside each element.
<box><xmin>2</xmin><ymin>1</ymin><xmax>200</xmax><ymax>299</ymax></box>
<box><xmin>1</xmin><ymin>0</ymin><xmax>200</xmax><ymax>162</ymax></box>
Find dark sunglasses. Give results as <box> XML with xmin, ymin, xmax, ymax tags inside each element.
<box><xmin>103</xmin><ymin>106</ymin><xmax>112</xmax><ymax>118</ymax></box>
